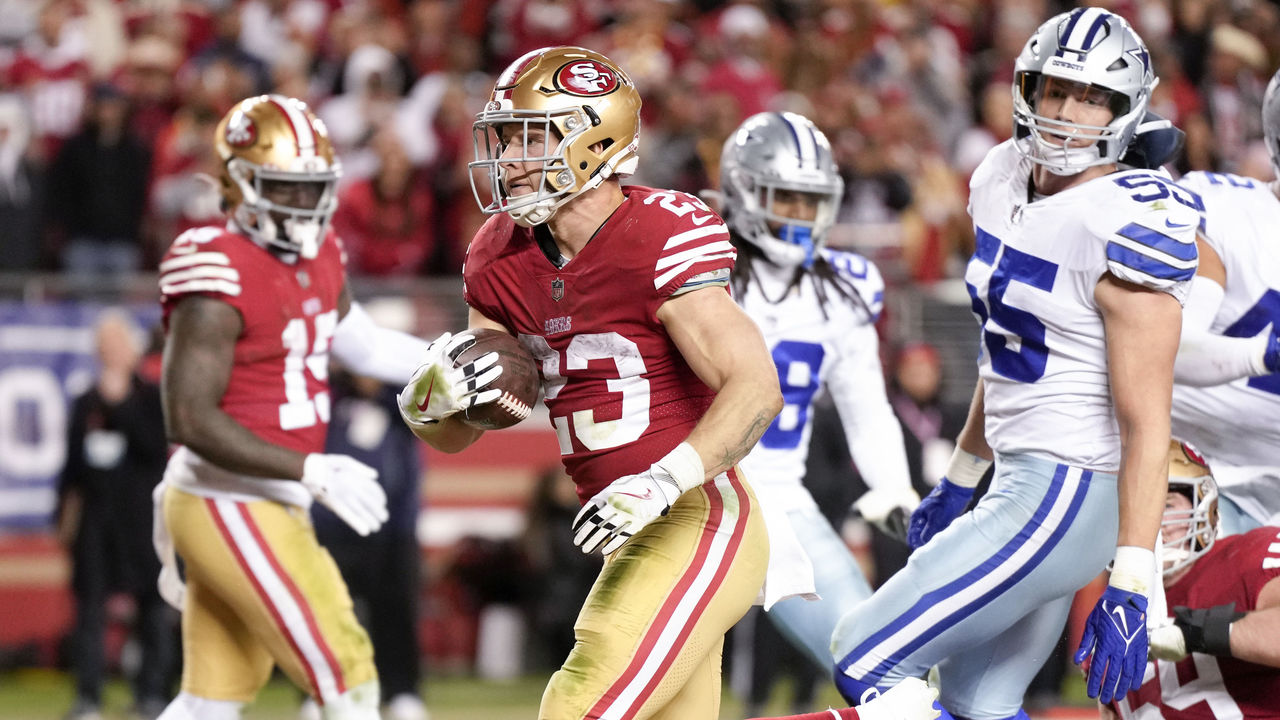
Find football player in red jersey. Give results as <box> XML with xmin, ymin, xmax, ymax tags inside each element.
<box><xmin>153</xmin><ymin>95</ymin><xmax>435</xmax><ymax>720</ymax></box>
<box><xmin>398</xmin><ymin>46</ymin><xmax>786</xmax><ymax>720</ymax></box>
<box><xmin>1106</xmin><ymin>441</ymin><xmax>1280</xmax><ymax>720</ymax></box>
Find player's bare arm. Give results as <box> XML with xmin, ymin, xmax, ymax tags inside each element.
<box><xmin>1097</xmin><ymin>273</ymin><xmax>1181</xmax><ymax>551</ymax></box>
<box><xmin>955</xmin><ymin>379</ymin><xmax>992</xmax><ymax>460</ymax></box>
<box><xmin>402</xmin><ymin>307</ymin><xmax>506</xmax><ymax>453</ymax></box>
<box><xmin>1227</xmin><ymin>574</ymin><xmax>1280</xmax><ymax>667</ymax></box>
<box><xmin>657</xmin><ymin>286</ymin><xmax>782</xmax><ymax>477</ymax></box>
<box><xmin>163</xmin><ymin>295</ymin><xmax>306</xmax><ymax>480</ymax></box>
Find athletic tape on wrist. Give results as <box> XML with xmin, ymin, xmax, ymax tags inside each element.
<box><xmin>1110</xmin><ymin>545</ymin><xmax>1155</xmax><ymax>595</ymax></box>
<box><xmin>658</xmin><ymin>442</ymin><xmax>706</xmax><ymax>493</ymax></box>
<box><xmin>945</xmin><ymin>448</ymin><xmax>992</xmax><ymax>489</ymax></box>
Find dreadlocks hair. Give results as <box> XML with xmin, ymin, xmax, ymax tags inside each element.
<box><xmin>727</xmin><ymin>230</ymin><xmax>872</xmax><ymax>323</ymax></box>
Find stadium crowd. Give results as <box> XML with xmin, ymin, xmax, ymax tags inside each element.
<box><xmin>2</xmin><ymin>0</ymin><xmax>1277</xmax><ymax>286</ymax></box>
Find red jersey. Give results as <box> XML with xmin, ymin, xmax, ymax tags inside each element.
<box><xmin>463</xmin><ymin>186</ymin><xmax>736</xmax><ymax>501</ymax></box>
<box><xmin>159</xmin><ymin>225</ymin><xmax>346</xmax><ymax>456</ymax></box>
<box><xmin>1115</xmin><ymin>527</ymin><xmax>1280</xmax><ymax>720</ymax></box>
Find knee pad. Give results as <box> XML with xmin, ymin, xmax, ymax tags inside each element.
<box><xmin>321</xmin><ymin>680</ymin><xmax>381</xmax><ymax>720</ymax></box>
<box><xmin>155</xmin><ymin>692</ymin><xmax>244</xmax><ymax>720</ymax></box>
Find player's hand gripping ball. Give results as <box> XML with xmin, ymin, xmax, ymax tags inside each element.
<box><xmin>451</xmin><ymin>329</ymin><xmax>540</xmax><ymax>430</ymax></box>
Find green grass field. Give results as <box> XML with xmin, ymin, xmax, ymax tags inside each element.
<box><xmin>0</xmin><ymin>671</ymin><xmax>841</xmax><ymax>720</ymax></box>
<box><xmin>0</xmin><ymin>670</ymin><xmax>1092</xmax><ymax>719</ymax></box>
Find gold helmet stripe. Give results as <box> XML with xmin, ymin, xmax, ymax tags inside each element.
<box><xmin>265</xmin><ymin>95</ymin><xmax>316</xmax><ymax>160</ymax></box>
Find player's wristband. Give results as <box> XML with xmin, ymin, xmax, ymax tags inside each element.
<box><xmin>656</xmin><ymin>442</ymin><xmax>706</xmax><ymax>493</ymax></box>
<box><xmin>945</xmin><ymin>448</ymin><xmax>992</xmax><ymax>489</ymax></box>
<box><xmin>1110</xmin><ymin>545</ymin><xmax>1155</xmax><ymax>596</ymax></box>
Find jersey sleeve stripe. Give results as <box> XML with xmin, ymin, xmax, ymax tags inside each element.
<box><xmin>159</xmin><ymin>252</ymin><xmax>231</xmax><ymax>273</ymax></box>
<box><xmin>664</xmin><ymin>224</ymin><xmax>729</xmax><ymax>249</ymax></box>
<box><xmin>656</xmin><ymin>240</ymin><xmax>737</xmax><ymax>272</ymax></box>
<box><xmin>1105</xmin><ymin>243</ymin><xmax>1196</xmax><ymax>282</ymax></box>
<box><xmin>161</xmin><ymin>278</ymin><xmax>244</xmax><ymax>297</ymax></box>
<box><xmin>654</xmin><ymin>251</ymin><xmax>736</xmax><ymax>290</ymax></box>
<box><xmin>160</xmin><ymin>265</ymin><xmax>241</xmax><ymax>285</ymax></box>
<box><xmin>1115</xmin><ymin>222</ymin><xmax>1197</xmax><ymax>261</ymax></box>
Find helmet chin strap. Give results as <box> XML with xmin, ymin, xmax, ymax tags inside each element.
<box><xmin>284</xmin><ymin>218</ymin><xmax>323</xmax><ymax>259</ymax></box>
<box><xmin>505</xmin><ymin>167</ymin><xmax>611</xmax><ymax>227</ymax></box>
<box><xmin>1032</xmin><ymin>133</ymin><xmax>1106</xmax><ymax>175</ymax></box>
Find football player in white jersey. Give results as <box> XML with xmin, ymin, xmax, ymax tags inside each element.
<box><xmin>715</xmin><ymin>111</ymin><xmax>919</xmax><ymax>672</ymax></box>
<box><xmin>830</xmin><ymin>9</ymin><xmax>1198</xmax><ymax>719</ymax></box>
<box><xmin>1170</xmin><ymin>68</ymin><xmax>1280</xmax><ymax>535</ymax></box>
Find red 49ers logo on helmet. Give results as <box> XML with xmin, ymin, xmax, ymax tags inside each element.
<box><xmin>225</xmin><ymin>112</ymin><xmax>257</xmax><ymax>148</ymax></box>
<box><xmin>553</xmin><ymin>60</ymin><xmax>619</xmax><ymax>96</ymax></box>
<box><xmin>1180</xmin><ymin>442</ymin><xmax>1209</xmax><ymax>469</ymax></box>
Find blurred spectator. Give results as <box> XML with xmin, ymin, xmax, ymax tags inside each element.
<box><xmin>118</xmin><ymin>35</ymin><xmax>184</xmax><ymax>147</ymax></box>
<box><xmin>310</xmin><ymin>359</ymin><xmax>430</xmax><ymax>720</ymax></box>
<box><xmin>333</xmin><ymin>127</ymin><xmax>439</xmax><ymax>276</ymax></box>
<box><xmin>47</xmin><ymin>82</ymin><xmax>152</xmax><ymax>276</ymax></box>
<box><xmin>318</xmin><ymin>43</ymin><xmax>414</xmax><ymax>183</ymax></box>
<box><xmin>878</xmin><ymin>342</ymin><xmax>965</xmax><ymax>586</ymax></box>
<box><xmin>56</xmin><ymin>310</ymin><xmax>175</xmax><ymax>720</ymax></box>
<box><xmin>146</xmin><ymin>102</ymin><xmax>223</xmax><ymax>253</ymax></box>
<box><xmin>520</xmin><ymin>465</ymin><xmax>601</xmax><ymax>672</ymax></box>
<box><xmin>1202</xmin><ymin>24</ymin><xmax>1268</xmax><ymax>172</ymax></box>
<box><xmin>953</xmin><ymin>79</ymin><xmax>1014</xmax><ymax>179</ymax></box>
<box><xmin>699</xmin><ymin>4</ymin><xmax>785</xmax><ymax>124</ymax></box>
<box><xmin>0</xmin><ymin>92</ymin><xmax>47</xmax><ymax>270</ymax></box>
<box><xmin>236</xmin><ymin>0</ymin><xmax>328</xmax><ymax>70</ymax></box>
<box><xmin>6</xmin><ymin>0</ymin><xmax>90</xmax><ymax>163</ymax></box>
<box><xmin>181</xmin><ymin>5</ymin><xmax>271</xmax><ymax>102</ymax></box>
<box><xmin>492</xmin><ymin>0</ymin><xmax>601</xmax><ymax>69</ymax></box>
<box><xmin>629</xmin><ymin>75</ymin><xmax>713</xmax><ymax>193</ymax></box>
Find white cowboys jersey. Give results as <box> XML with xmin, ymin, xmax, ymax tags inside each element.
<box><xmin>1171</xmin><ymin>172</ymin><xmax>1280</xmax><ymax>518</ymax></box>
<box><xmin>736</xmin><ymin>249</ymin><xmax>911</xmax><ymax>514</ymax></box>
<box><xmin>966</xmin><ymin>140</ymin><xmax>1198</xmax><ymax>470</ymax></box>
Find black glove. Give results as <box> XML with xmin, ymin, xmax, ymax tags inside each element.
<box><xmin>1172</xmin><ymin>603</ymin><xmax>1245</xmax><ymax>657</ymax></box>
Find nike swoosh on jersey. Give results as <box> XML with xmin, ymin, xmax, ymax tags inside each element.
<box><xmin>1164</xmin><ymin>218</ymin><xmax>1193</xmax><ymax>229</ymax></box>
<box><xmin>690</xmin><ymin>213</ymin><xmax>714</xmax><ymax>225</ymax></box>
<box><xmin>415</xmin><ymin>375</ymin><xmax>436</xmax><ymax>412</ymax></box>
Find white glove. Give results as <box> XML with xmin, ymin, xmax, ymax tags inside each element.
<box><xmin>855</xmin><ymin>678</ymin><xmax>940</xmax><ymax>720</ymax></box>
<box><xmin>397</xmin><ymin>331</ymin><xmax>502</xmax><ymax>427</ymax></box>
<box><xmin>572</xmin><ymin>443</ymin><xmax>704</xmax><ymax>555</ymax></box>
<box><xmin>854</xmin><ymin>486</ymin><xmax>921</xmax><ymax>543</ymax></box>
<box><xmin>1148</xmin><ymin>619</ymin><xmax>1189</xmax><ymax>661</ymax></box>
<box><xmin>300</xmin><ymin>454</ymin><xmax>388</xmax><ymax>536</ymax></box>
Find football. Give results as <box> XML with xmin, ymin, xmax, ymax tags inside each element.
<box><xmin>453</xmin><ymin>328</ymin><xmax>540</xmax><ymax>430</ymax></box>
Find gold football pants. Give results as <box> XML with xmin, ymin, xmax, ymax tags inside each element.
<box><xmin>540</xmin><ymin>468</ymin><xmax>768</xmax><ymax>720</ymax></box>
<box><xmin>163</xmin><ymin>487</ymin><xmax>376</xmax><ymax>704</ymax></box>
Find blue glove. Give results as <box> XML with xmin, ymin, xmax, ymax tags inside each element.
<box><xmin>1074</xmin><ymin>586</ymin><xmax>1148</xmax><ymax>704</ymax></box>
<box><xmin>1264</xmin><ymin>330</ymin><xmax>1280</xmax><ymax>373</ymax></box>
<box><xmin>906</xmin><ymin>478</ymin><xmax>974</xmax><ymax>549</ymax></box>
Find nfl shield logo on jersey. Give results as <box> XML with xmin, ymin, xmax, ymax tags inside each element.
<box><xmin>551</xmin><ymin>277</ymin><xmax>565</xmax><ymax>301</ymax></box>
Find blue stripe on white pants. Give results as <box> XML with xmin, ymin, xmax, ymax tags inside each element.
<box><xmin>831</xmin><ymin>453</ymin><xmax>1118</xmax><ymax>720</ymax></box>
<box><xmin>765</xmin><ymin>505</ymin><xmax>873</xmax><ymax>670</ymax></box>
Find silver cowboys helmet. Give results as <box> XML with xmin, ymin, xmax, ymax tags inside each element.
<box><xmin>719</xmin><ymin>112</ymin><xmax>844</xmax><ymax>268</ymax></box>
<box><xmin>1263</xmin><ymin>67</ymin><xmax>1280</xmax><ymax>181</ymax></box>
<box><xmin>1161</xmin><ymin>440</ymin><xmax>1220</xmax><ymax>578</ymax></box>
<box><xmin>1013</xmin><ymin>8</ymin><xmax>1157</xmax><ymax>175</ymax></box>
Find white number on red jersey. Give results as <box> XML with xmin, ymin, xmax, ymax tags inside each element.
<box><xmin>279</xmin><ymin>309</ymin><xmax>337</xmax><ymax>430</ymax></box>
<box><xmin>522</xmin><ymin>332</ymin><xmax>651</xmax><ymax>453</ymax></box>
<box><xmin>1118</xmin><ymin>654</ymin><xmax>1244</xmax><ymax>720</ymax></box>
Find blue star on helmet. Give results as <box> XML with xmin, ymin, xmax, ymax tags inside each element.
<box><xmin>1128</xmin><ymin>47</ymin><xmax>1150</xmax><ymax>75</ymax></box>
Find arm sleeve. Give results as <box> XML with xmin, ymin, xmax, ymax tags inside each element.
<box><xmin>826</xmin><ymin>322</ymin><xmax>913</xmax><ymax>494</ymax></box>
<box><xmin>1174</xmin><ymin>275</ymin><xmax>1270</xmax><ymax>386</ymax></box>
<box><xmin>330</xmin><ymin>302</ymin><xmax>434</xmax><ymax>384</ymax></box>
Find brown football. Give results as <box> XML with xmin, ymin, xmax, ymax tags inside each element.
<box><xmin>453</xmin><ymin>328</ymin><xmax>540</xmax><ymax>430</ymax></box>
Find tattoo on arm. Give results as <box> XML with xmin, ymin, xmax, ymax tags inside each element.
<box><xmin>719</xmin><ymin>410</ymin><xmax>774</xmax><ymax>471</ymax></box>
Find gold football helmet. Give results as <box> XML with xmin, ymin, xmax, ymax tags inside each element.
<box><xmin>1161</xmin><ymin>440</ymin><xmax>1219</xmax><ymax>577</ymax></box>
<box><xmin>469</xmin><ymin>46</ymin><xmax>642</xmax><ymax>227</ymax></box>
<box><xmin>215</xmin><ymin>94</ymin><xmax>341</xmax><ymax>259</ymax></box>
